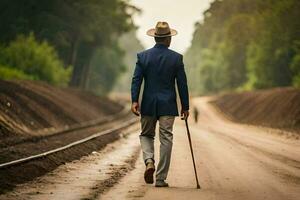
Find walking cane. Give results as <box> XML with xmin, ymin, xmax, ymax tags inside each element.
<box><xmin>184</xmin><ymin>118</ymin><xmax>201</xmax><ymax>189</ymax></box>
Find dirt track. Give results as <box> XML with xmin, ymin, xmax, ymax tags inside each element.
<box><xmin>1</xmin><ymin>97</ymin><xmax>299</xmax><ymax>199</ymax></box>
<box><xmin>102</xmin><ymin>97</ymin><xmax>300</xmax><ymax>200</ymax></box>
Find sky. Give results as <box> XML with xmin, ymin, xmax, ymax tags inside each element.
<box><xmin>130</xmin><ymin>0</ymin><xmax>213</xmax><ymax>54</ymax></box>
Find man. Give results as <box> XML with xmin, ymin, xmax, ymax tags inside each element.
<box><xmin>193</xmin><ymin>107</ymin><xmax>199</xmax><ymax>123</ymax></box>
<box><xmin>131</xmin><ymin>22</ymin><xmax>189</xmax><ymax>187</ymax></box>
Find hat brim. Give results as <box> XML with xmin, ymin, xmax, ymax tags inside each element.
<box><xmin>146</xmin><ymin>28</ymin><xmax>178</xmax><ymax>37</ymax></box>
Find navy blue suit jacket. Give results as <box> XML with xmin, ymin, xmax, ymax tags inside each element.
<box><xmin>131</xmin><ymin>44</ymin><xmax>189</xmax><ymax>117</ymax></box>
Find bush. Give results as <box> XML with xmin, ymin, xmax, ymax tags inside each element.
<box><xmin>0</xmin><ymin>34</ymin><xmax>72</xmax><ymax>86</ymax></box>
<box><xmin>0</xmin><ymin>64</ymin><xmax>34</xmax><ymax>80</ymax></box>
<box><xmin>290</xmin><ymin>41</ymin><xmax>300</xmax><ymax>87</ymax></box>
<box><xmin>290</xmin><ymin>54</ymin><xmax>300</xmax><ymax>87</ymax></box>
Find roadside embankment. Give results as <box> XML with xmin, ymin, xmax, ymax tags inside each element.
<box><xmin>211</xmin><ymin>87</ymin><xmax>300</xmax><ymax>134</ymax></box>
<box><xmin>0</xmin><ymin>80</ymin><xmax>123</xmax><ymax>145</ymax></box>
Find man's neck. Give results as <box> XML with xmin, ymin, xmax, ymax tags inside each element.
<box><xmin>155</xmin><ymin>42</ymin><xmax>169</xmax><ymax>47</ymax></box>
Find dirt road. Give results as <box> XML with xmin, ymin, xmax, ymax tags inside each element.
<box><xmin>1</xmin><ymin>97</ymin><xmax>299</xmax><ymax>199</ymax></box>
<box><xmin>102</xmin><ymin>97</ymin><xmax>300</xmax><ymax>200</ymax></box>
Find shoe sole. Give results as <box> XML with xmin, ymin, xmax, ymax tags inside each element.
<box><xmin>155</xmin><ymin>184</ymin><xmax>169</xmax><ymax>187</ymax></box>
<box><xmin>144</xmin><ymin>167</ymin><xmax>155</xmax><ymax>184</ymax></box>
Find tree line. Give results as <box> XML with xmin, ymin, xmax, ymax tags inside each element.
<box><xmin>185</xmin><ymin>0</ymin><xmax>300</xmax><ymax>95</ymax></box>
<box><xmin>0</xmin><ymin>0</ymin><xmax>140</xmax><ymax>93</ymax></box>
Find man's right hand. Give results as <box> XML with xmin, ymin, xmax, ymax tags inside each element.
<box><xmin>131</xmin><ymin>102</ymin><xmax>140</xmax><ymax>116</ymax></box>
<box><xmin>181</xmin><ymin>110</ymin><xmax>189</xmax><ymax>120</ymax></box>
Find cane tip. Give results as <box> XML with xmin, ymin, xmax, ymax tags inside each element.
<box><xmin>197</xmin><ymin>185</ymin><xmax>201</xmax><ymax>189</ymax></box>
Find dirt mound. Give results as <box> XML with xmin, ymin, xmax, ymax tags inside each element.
<box><xmin>0</xmin><ymin>80</ymin><xmax>123</xmax><ymax>140</ymax></box>
<box><xmin>211</xmin><ymin>87</ymin><xmax>300</xmax><ymax>133</ymax></box>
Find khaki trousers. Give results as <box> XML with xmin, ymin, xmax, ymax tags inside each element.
<box><xmin>140</xmin><ymin>116</ymin><xmax>175</xmax><ymax>181</ymax></box>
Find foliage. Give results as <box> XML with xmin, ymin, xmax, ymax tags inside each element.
<box><xmin>113</xmin><ymin>30</ymin><xmax>144</xmax><ymax>93</ymax></box>
<box><xmin>0</xmin><ymin>34</ymin><xmax>71</xmax><ymax>85</ymax></box>
<box><xmin>87</xmin><ymin>42</ymin><xmax>126</xmax><ymax>94</ymax></box>
<box><xmin>0</xmin><ymin>0</ymin><xmax>139</xmax><ymax>91</ymax></box>
<box><xmin>185</xmin><ymin>0</ymin><xmax>300</xmax><ymax>94</ymax></box>
<box><xmin>0</xmin><ymin>64</ymin><xmax>34</xmax><ymax>80</ymax></box>
<box><xmin>290</xmin><ymin>41</ymin><xmax>300</xmax><ymax>87</ymax></box>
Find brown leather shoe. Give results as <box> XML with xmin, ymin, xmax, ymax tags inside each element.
<box><xmin>144</xmin><ymin>162</ymin><xmax>155</xmax><ymax>184</ymax></box>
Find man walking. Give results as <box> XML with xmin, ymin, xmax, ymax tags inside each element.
<box><xmin>131</xmin><ymin>22</ymin><xmax>189</xmax><ymax>187</ymax></box>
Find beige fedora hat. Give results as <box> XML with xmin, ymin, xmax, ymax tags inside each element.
<box><xmin>147</xmin><ymin>21</ymin><xmax>178</xmax><ymax>37</ymax></box>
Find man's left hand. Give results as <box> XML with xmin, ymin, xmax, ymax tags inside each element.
<box><xmin>131</xmin><ymin>102</ymin><xmax>140</xmax><ymax>116</ymax></box>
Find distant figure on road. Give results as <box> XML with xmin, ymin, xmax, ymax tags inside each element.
<box><xmin>193</xmin><ymin>107</ymin><xmax>199</xmax><ymax>123</ymax></box>
<box><xmin>131</xmin><ymin>22</ymin><xmax>189</xmax><ymax>187</ymax></box>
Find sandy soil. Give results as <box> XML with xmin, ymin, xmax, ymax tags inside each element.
<box><xmin>0</xmin><ymin>118</ymin><xmax>137</xmax><ymax>193</ymax></box>
<box><xmin>0</xmin><ymin>125</ymin><xmax>140</xmax><ymax>200</ymax></box>
<box><xmin>1</xmin><ymin>97</ymin><xmax>299</xmax><ymax>200</ymax></box>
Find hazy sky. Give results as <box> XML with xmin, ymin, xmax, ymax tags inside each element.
<box><xmin>130</xmin><ymin>0</ymin><xmax>213</xmax><ymax>54</ymax></box>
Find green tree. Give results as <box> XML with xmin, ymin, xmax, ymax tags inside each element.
<box><xmin>87</xmin><ymin>42</ymin><xmax>125</xmax><ymax>94</ymax></box>
<box><xmin>185</xmin><ymin>0</ymin><xmax>300</xmax><ymax>94</ymax></box>
<box><xmin>245</xmin><ymin>0</ymin><xmax>300</xmax><ymax>88</ymax></box>
<box><xmin>113</xmin><ymin>30</ymin><xmax>144</xmax><ymax>93</ymax></box>
<box><xmin>0</xmin><ymin>0</ymin><xmax>139</xmax><ymax>90</ymax></box>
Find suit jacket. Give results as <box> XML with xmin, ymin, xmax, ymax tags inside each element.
<box><xmin>131</xmin><ymin>43</ymin><xmax>189</xmax><ymax>117</ymax></box>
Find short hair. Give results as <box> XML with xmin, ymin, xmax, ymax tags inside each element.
<box><xmin>155</xmin><ymin>36</ymin><xmax>170</xmax><ymax>43</ymax></box>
